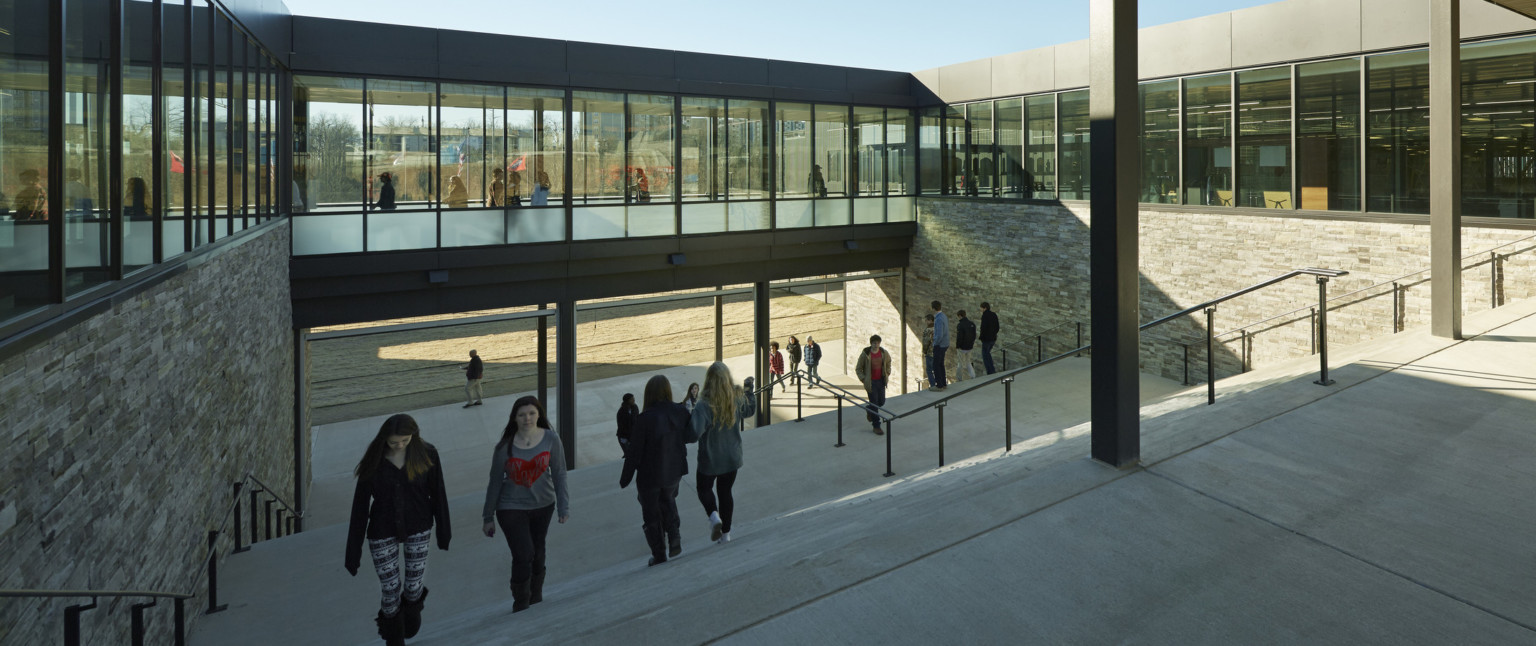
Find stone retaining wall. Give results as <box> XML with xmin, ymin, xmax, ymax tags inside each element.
<box><xmin>0</xmin><ymin>221</ymin><xmax>297</xmax><ymax>645</ymax></box>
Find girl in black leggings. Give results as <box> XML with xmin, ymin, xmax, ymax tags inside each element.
<box><xmin>687</xmin><ymin>362</ymin><xmax>756</xmax><ymax>543</ymax></box>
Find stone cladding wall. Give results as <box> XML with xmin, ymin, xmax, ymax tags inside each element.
<box><xmin>848</xmin><ymin>198</ymin><xmax>1536</xmax><ymax>387</ymax></box>
<box><xmin>0</xmin><ymin>221</ymin><xmax>297</xmax><ymax>645</ymax></box>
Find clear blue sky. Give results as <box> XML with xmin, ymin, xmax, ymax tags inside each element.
<box><xmin>283</xmin><ymin>0</ymin><xmax>1282</xmax><ymax>72</ymax></box>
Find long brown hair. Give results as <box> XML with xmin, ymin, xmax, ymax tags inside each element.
<box><xmin>354</xmin><ymin>413</ymin><xmax>435</xmax><ymax>482</ymax></box>
<box><xmin>643</xmin><ymin>374</ymin><xmax>674</xmax><ymax>410</ymax></box>
<box><xmin>499</xmin><ymin>395</ymin><xmax>552</xmax><ymax>446</ymax></box>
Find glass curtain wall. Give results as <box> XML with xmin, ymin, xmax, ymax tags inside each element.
<box><xmin>886</xmin><ymin>108</ymin><xmax>916</xmax><ymax>221</ymax></box>
<box><xmin>1366</xmin><ymin>51</ymin><xmax>1429</xmax><ymax>214</ymax></box>
<box><xmin>1236</xmin><ymin>67</ymin><xmax>1292</xmax><ymax>209</ymax></box>
<box><xmin>944</xmin><ymin>104</ymin><xmax>964</xmax><ymax>194</ymax></box>
<box><xmin>212</xmin><ymin>11</ymin><xmax>229</xmax><ymax>237</ymax></box>
<box><xmin>775</xmin><ymin>102</ymin><xmax>813</xmax><ymax>227</ymax></box>
<box><xmin>1460</xmin><ymin>37</ymin><xmax>1536</xmax><ymax>218</ymax></box>
<box><xmin>1140</xmin><ymin>80</ymin><xmax>1179</xmax><ymax>204</ymax></box>
<box><xmin>64</xmin><ymin>0</ymin><xmax>112</xmax><ymax>294</ymax></box>
<box><xmin>190</xmin><ymin>0</ymin><xmax>210</xmax><ymax>248</ymax></box>
<box><xmin>291</xmin><ymin>75</ymin><xmax>363</xmax><ymax>255</ymax></box>
<box><xmin>572</xmin><ymin>91</ymin><xmax>625</xmax><ymax>239</ymax></box>
<box><xmin>966</xmin><ymin>102</ymin><xmax>993</xmax><ymax>197</ymax></box>
<box><xmin>726</xmin><ymin>99</ymin><xmax>769</xmax><ymax>230</ymax></box>
<box><xmin>124</xmin><ymin>0</ymin><xmax>156</xmax><ymax>271</ymax></box>
<box><xmin>627</xmin><ymin>93</ymin><xmax>676</xmax><ymax>236</ymax></box>
<box><xmin>996</xmin><ymin>99</ymin><xmax>1023</xmax><ymax>198</ymax></box>
<box><xmin>814</xmin><ymin>104</ymin><xmax>849</xmax><ymax>225</ymax></box>
<box><xmin>1297</xmin><ymin>59</ymin><xmax>1360</xmax><ymax>211</ymax></box>
<box><xmin>440</xmin><ymin>83</ymin><xmax>503</xmax><ymax>247</ymax></box>
<box><xmin>852</xmin><ymin>106</ymin><xmax>884</xmax><ymax>223</ymax></box>
<box><xmin>1058</xmin><ymin>90</ymin><xmax>1090</xmax><ymax>200</ymax></box>
<box><xmin>163</xmin><ymin>1</ymin><xmax>188</xmax><ymax>256</ymax></box>
<box><xmin>0</xmin><ymin>0</ymin><xmax>51</xmax><ymax>321</ymax></box>
<box><xmin>1025</xmin><ymin>95</ymin><xmax>1055</xmax><ymax>199</ymax></box>
<box><xmin>507</xmin><ymin>87</ymin><xmax>563</xmax><ymax>243</ymax></box>
<box><xmin>918</xmin><ymin>107</ymin><xmax>943</xmax><ymax>195</ymax></box>
<box><xmin>1184</xmin><ymin>73</ymin><xmax>1233</xmax><ymax>206</ymax></box>
<box><xmin>682</xmin><ymin>97</ymin><xmax>726</xmax><ymax>232</ymax></box>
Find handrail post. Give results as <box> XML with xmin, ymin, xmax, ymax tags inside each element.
<box><xmin>1181</xmin><ymin>343</ymin><xmax>1191</xmax><ymax>385</ymax></box>
<box><xmin>64</xmin><ymin>598</ymin><xmax>96</xmax><ymax>646</ymax></box>
<box><xmin>1003</xmin><ymin>377</ymin><xmax>1014</xmax><ymax>452</ymax></box>
<box><xmin>287</xmin><ymin>515</ymin><xmax>295</xmax><ymax>535</ymax></box>
<box><xmin>275</xmin><ymin>510</ymin><xmax>285</xmax><ymax>538</ymax></box>
<box><xmin>248</xmin><ymin>488</ymin><xmax>260</xmax><ymax>546</ymax></box>
<box><xmin>232</xmin><ymin>482</ymin><xmax>247</xmax><ymax>554</ymax></box>
<box><xmin>1240</xmin><ymin>330</ymin><xmax>1250</xmax><ymax>373</ymax></box>
<box><xmin>1076</xmin><ymin>321</ymin><xmax>1083</xmax><ymax>357</ymax></box>
<box><xmin>1001</xmin><ymin>348</ymin><xmax>1008</xmax><ymax>371</ymax></box>
<box><xmin>1314</xmin><ymin>276</ymin><xmax>1335</xmax><ymax>386</ymax></box>
<box><xmin>206</xmin><ymin>530</ymin><xmax>228</xmax><ymax>614</ymax></box>
<box><xmin>835</xmin><ymin>396</ymin><xmax>845</xmax><ymax>447</ymax></box>
<box><xmin>175</xmin><ymin>597</ymin><xmax>186</xmax><ymax>646</ymax></box>
<box><xmin>883</xmin><ymin>419</ymin><xmax>894</xmax><ymax>478</ymax></box>
<box><xmin>795</xmin><ymin>375</ymin><xmax>803</xmax><ymax>422</ymax></box>
<box><xmin>1392</xmin><ymin>282</ymin><xmax>1400</xmax><ymax>333</ymax></box>
<box><xmin>1309</xmin><ymin>307</ymin><xmax>1317</xmax><ymax>355</ymax></box>
<box><xmin>1206</xmin><ymin>307</ymin><xmax>1217</xmax><ymax>405</ymax></box>
<box><xmin>937</xmin><ymin>402</ymin><xmax>946</xmax><ymax>467</ymax></box>
<box><xmin>132</xmin><ymin>599</ymin><xmax>157</xmax><ymax>646</ymax></box>
<box><xmin>264</xmin><ymin>499</ymin><xmax>274</xmax><ymax>541</ymax></box>
<box><xmin>1491</xmin><ymin>251</ymin><xmax>1497</xmax><ymax>308</ymax></box>
<box><xmin>1036</xmin><ymin>335</ymin><xmax>1043</xmax><ymax>363</ymax></box>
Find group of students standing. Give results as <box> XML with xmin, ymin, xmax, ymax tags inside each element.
<box><xmin>344</xmin><ymin>394</ymin><xmax>571</xmax><ymax>645</ymax></box>
<box><xmin>766</xmin><ymin>335</ymin><xmax>824</xmax><ymax>390</ymax></box>
<box><xmin>922</xmin><ymin>301</ymin><xmax>1001</xmax><ymax>391</ymax></box>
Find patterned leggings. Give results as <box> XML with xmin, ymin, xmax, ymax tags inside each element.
<box><xmin>369</xmin><ymin>529</ymin><xmax>430</xmax><ymax>617</ymax></box>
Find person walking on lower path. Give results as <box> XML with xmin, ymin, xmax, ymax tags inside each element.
<box><xmin>463</xmin><ymin>350</ymin><xmax>484</xmax><ymax>408</ymax></box>
<box><xmin>955</xmin><ymin>309</ymin><xmax>977</xmax><ymax>382</ymax></box>
<box><xmin>786</xmin><ymin>336</ymin><xmax>802</xmax><ymax>385</ymax></box>
<box><xmin>619</xmin><ymin>375</ymin><xmax>692</xmax><ymax>566</ymax></box>
<box><xmin>769</xmin><ymin>341</ymin><xmax>786</xmax><ymax>393</ymax></box>
<box><xmin>930</xmin><ymin>301</ymin><xmax>950</xmax><ymax>391</ymax></box>
<box><xmin>922</xmin><ymin>314</ymin><xmax>936</xmax><ymax>389</ymax></box>
<box><xmin>345</xmin><ymin>414</ymin><xmax>451</xmax><ymax>646</ymax></box>
<box><xmin>855</xmin><ymin>334</ymin><xmax>892</xmax><ymax>435</ymax></box>
<box><xmin>687</xmin><ymin>362</ymin><xmax>756</xmax><ymax>544</ymax></box>
<box><xmin>483</xmin><ymin>396</ymin><xmax>569</xmax><ymax>612</ymax></box>
<box><xmin>615</xmin><ymin>393</ymin><xmax>638</xmax><ymax>455</ymax></box>
<box><xmin>804</xmin><ymin>336</ymin><xmax>822</xmax><ymax>382</ymax></box>
<box><xmin>980</xmin><ymin>302</ymin><xmax>1000</xmax><ymax>375</ymax></box>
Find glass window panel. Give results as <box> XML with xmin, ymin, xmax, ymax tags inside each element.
<box><xmin>815</xmin><ymin>104</ymin><xmax>847</xmax><ymax>198</ymax></box>
<box><xmin>919</xmin><ymin>106</ymin><xmax>943</xmax><ymax>195</ymax></box>
<box><xmin>243</xmin><ymin>40</ymin><xmax>256</xmax><ymax>224</ymax></box>
<box><xmin>776</xmin><ymin>102</ymin><xmax>811</xmax><ymax>198</ymax></box>
<box><xmin>1059</xmin><ymin>90</ymin><xmax>1091</xmax><ymax>200</ymax></box>
<box><xmin>944</xmin><ymin>104</ymin><xmax>963</xmax><ymax>193</ymax></box>
<box><xmin>1026</xmin><ymin>95</ymin><xmax>1056</xmax><ymax>199</ymax></box>
<box><xmin>681</xmin><ymin>97</ymin><xmax>724</xmax><ymax>202</ymax></box>
<box><xmin>1140</xmin><ymin>80</ymin><xmax>1179</xmax><ymax>204</ymax></box>
<box><xmin>627</xmin><ymin>203</ymin><xmax>675</xmax><ymax>237</ymax></box>
<box><xmin>572</xmin><ymin>204</ymin><xmax>626</xmax><ymax>240</ymax></box>
<box><xmin>572</xmin><ymin>91</ymin><xmax>625</xmax><ymax>205</ymax></box>
<box><xmin>853</xmin><ymin>197</ymin><xmax>884</xmax><ymax>224</ymax></box>
<box><xmin>628</xmin><ymin>94</ymin><xmax>674</xmax><ymax>204</ymax></box>
<box><xmin>1366</xmin><ymin>51</ymin><xmax>1429</xmax><ymax>214</ymax></box>
<box><xmin>1461</xmin><ymin>37</ymin><xmax>1536</xmax><ymax>218</ymax></box>
<box><xmin>508</xmin><ymin>87</ymin><xmax>564</xmax><ymax>208</ymax></box>
<box><xmin>1184</xmin><ymin>74</ymin><xmax>1232</xmax><ymax>206</ymax></box>
<box><xmin>190</xmin><ymin>1</ymin><xmax>210</xmax><ymax>248</ymax></box>
<box><xmin>368</xmin><ymin>79</ymin><xmax>435</xmax><ymax>211</ymax></box>
<box><xmin>162</xmin><ymin>1</ymin><xmax>187</xmax><ymax>257</ymax></box>
<box><xmin>1237</xmin><ymin>66</ymin><xmax>1292</xmax><ymax>209</ymax></box>
<box><xmin>888</xmin><ymin>196</ymin><xmax>915</xmax><ymax>222</ymax></box>
<box><xmin>853</xmin><ymin>107</ymin><xmax>884</xmax><ymax>196</ymax></box>
<box><xmin>885</xmin><ymin>108</ymin><xmax>915</xmax><ymax>196</ymax></box>
<box><xmin>441</xmin><ymin>83</ymin><xmax>504</xmax><ymax>210</ymax></box>
<box><xmin>726</xmin><ymin>100</ymin><xmax>769</xmax><ymax>200</ymax></box>
<box><xmin>293</xmin><ymin>75</ymin><xmax>364</xmax><ymax>213</ymax></box>
<box><xmin>728</xmin><ymin>201</ymin><xmax>769</xmax><ymax>231</ymax></box>
<box><xmin>966</xmin><ymin>102</ymin><xmax>994</xmax><ymax>197</ymax></box>
<box><xmin>814</xmin><ymin>197</ymin><xmax>849</xmax><ymax>226</ymax></box>
<box><xmin>442</xmin><ymin>210</ymin><xmax>504</xmax><ymax>247</ymax></box>
<box><xmin>124</xmin><ymin>0</ymin><xmax>156</xmax><ymax>271</ymax></box>
<box><xmin>776</xmin><ymin>198</ymin><xmax>813</xmax><ymax>228</ymax></box>
<box><xmin>65</xmin><ymin>0</ymin><xmax>112</xmax><ymax>294</ymax></box>
<box><xmin>291</xmin><ymin>214</ymin><xmax>363</xmax><ymax>255</ymax></box>
<box><xmin>1297</xmin><ymin>59</ymin><xmax>1361</xmax><ymax>211</ymax></box>
<box><xmin>0</xmin><ymin>0</ymin><xmax>50</xmax><ymax>321</ymax></box>
<box><xmin>210</xmin><ymin>10</ymin><xmax>229</xmax><ymax>234</ymax></box>
<box><xmin>507</xmin><ymin>206</ymin><xmax>563</xmax><ymax>244</ymax></box>
<box><xmin>682</xmin><ymin>201</ymin><xmax>726</xmax><ymax>234</ymax></box>
<box><xmin>996</xmin><ymin>99</ymin><xmax>1024</xmax><ymax>198</ymax></box>
<box><xmin>367</xmin><ymin>211</ymin><xmax>436</xmax><ymax>251</ymax></box>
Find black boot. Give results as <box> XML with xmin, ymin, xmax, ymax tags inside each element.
<box><xmin>374</xmin><ymin>610</ymin><xmax>405</xmax><ymax>646</ymax></box>
<box><xmin>668</xmin><ymin>535</ymin><xmax>682</xmax><ymax>558</ymax></box>
<box><xmin>401</xmin><ymin>587</ymin><xmax>428</xmax><ymax>638</ymax></box>
<box><xmin>530</xmin><ymin>565</ymin><xmax>546</xmax><ymax>605</ymax></box>
<box><xmin>512</xmin><ymin>577</ymin><xmax>532</xmax><ymax>613</ymax></box>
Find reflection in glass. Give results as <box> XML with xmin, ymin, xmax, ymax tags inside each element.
<box><xmin>65</xmin><ymin>0</ymin><xmax>112</xmax><ymax>294</ymax></box>
<box><xmin>1366</xmin><ymin>51</ymin><xmax>1428</xmax><ymax>214</ymax></box>
<box><xmin>368</xmin><ymin>79</ymin><xmax>435</xmax><ymax>210</ymax></box>
<box><xmin>163</xmin><ymin>1</ymin><xmax>187</xmax><ymax>256</ymax></box>
<box><xmin>726</xmin><ymin>100</ymin><xmax>769</xmax><ymax>201</ymax></box>
<box><xmin>442</xmin><ymin>210</ymin><xmax>504</xmax><ymax>247</ymax></box>
<box><xmin>682</xmin><ymin>202</ymin><xmax>726</xmax><ymax>234</ymax></box>
<box><xmin>508</xmin><ymin>87</ymin><xmax>564</xmax><ymax>207</ymax></box>
<box><xmin>886</xmin><ymin>108</ymin><xmax>915</xmax><ymax>196</ymax></box>
<box><xmin>1237</xmin><ymin>67</ymin><xmax>1291</xmax><ymax>209</ymax></box>
<box><xmin>573</xmin><ymin>91</ymin><xmax>625</xmax><ymax>205</ymax></box>
<box><xmin>572</xmin><ymin>205</ymin><xmax>626</xmax><ymax>240</ymax></box>
<box><xmin>294</xmin><ymin>75</ymin><xmax>364</xmax><ymax>212</ymax></box>
<box><xmin>628</xmin><ymin>94</ymin><xmax>675</xmax><ymax>204</ymax></box>
<box><xmin>853</xmin><ymin>197</ymin><xmax>884</xmax><ymax>224</ymax></box>
<box><xmin>1184</xmin><ymin>73</ymin><xmax>1232</xmax><ymax>206</ymax></box>
<box><xmin>776</xmin><ymin>102</ymin><xmax>812</xmax><ymax>199</ymax></box>
<box><xmin>966</xmin><ymin>102</ymin><xmax>993</xmax><ymax>197</ymax></box>
<box><xmin>0</xmin><ymin>0</ymin><xmax>51</xmax><ymax>322</ymax></box>
<box><xmin>1058</xmin><ymin>90</ymin><xmax>1090</xmax><ymax>200</ymax></box>
<box><xmin>777</xmin><ymin>198</ymin><xmax>813</xmax><ymax>228</ymax></box>
<box><xmin>1026</xmin><ymin>95</ymin><xmax>1055</xmax><ymax>199</ymax></box>
<box><xmin>814</xmin><ymin>104</ymin><xmax>847</xmax><ymax>201</ymax></box>
<box><xmin>919</xmin><ymin>107</ymin><xmax>943</xmax><ymax>195</ymax></box>
<box><xmin>440</xmin><ymin>83</ymin><xmax>505</xmax><ymax>209</ymax></box>
<box><xmin>813</xmin><ymin>198</ymin><xmax>849</xmax><ymax>226</ymax></box>
<box><xmin>1140</xmin><ymin>80</ymin><xmax>1178</xmax><ymax>204</ymax></box>
<box><xmin>507</xmin><ymin>206</ymin><xmax>563</xmax><ymax>243</ymax></box>
<box><xmin>853</xmin><ymin>107</ymin><xmax>884</xmax><ymax>197</ymax></box>
<box><xmin>292</xmin><ymin>214</ymin><xmax>363</xmax><ymax>255</ymax></box>
<box><xmin>124</xmin><ymin>0</ymin><xmax>156</xmax><ymax>270</ymax></box>
<box><xmin>1460</xmin><ymin>37</ymin><xmax>1536</xmax><ymax>218</ymax></box>
<box><xmin>1297</xmin><ymin>59</ymin><xmax>1360</xmax><ymax>211</ymax></box>
<box><xmin>944</xmin><ymin>105</ymin><xmax>964</xmax><ymax>194</ymax></box>
<box><xmin>682</xmin><ymin>97</ymin><xmax>724</xmax><ymax>202</ymax></box>
<box><xmin>996</xmin><ymin>99</ymin><xmax>1024</xmax><ymax>198</ymax></box>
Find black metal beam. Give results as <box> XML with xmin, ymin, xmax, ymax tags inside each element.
<box><xmin>556</xmin><ymin>299</ymin><xmax>577</xmax><ymax>470</ymax></box>
<box><xmin>754</xmin><ymin>280</ymin><xmax>770</xmax><ymax>427</ymax></box>
<box><xmin>1088</xmin><ymin>0</ymin><xmax>1141</xmax><ymax>468</ymax></box>
<box><xmin>537</xmin><ymin>303</ymin><xmax>548</xmax><ymax>408</ymax></box>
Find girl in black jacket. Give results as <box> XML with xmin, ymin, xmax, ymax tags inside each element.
<box><xmin>345</xmin><ymin>414</ymin><xmax>451</xmax><ymax>646</ymax></box>
<box><xmin>619</xmin><ymin>375</ymin><xmax>692</xmax><ymax>565</ymax></box>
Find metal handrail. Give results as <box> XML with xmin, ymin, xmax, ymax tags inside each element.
<box><xmin>1140</xmin><ymin>268</ymin><xmax>1348</xmax><ymax>332</ymax></box>
<box><xmin>1</xmin><ymin>589</ymin><xmax>192</xmax><ymax>645</ymax></box>
<box><xmin>999</xmin><ymin>320</ymin><xmax>1078</xmax><ymax>354</ymax></box>
<box><xmin>998</xmin><ymin>319</ymin><xmax>1084</xmax><ymax>370</ymax></box>
<box><xmin>0</xmin><ymin>589</ymin><xmax>193</xmax><ymax>600</ymax></box>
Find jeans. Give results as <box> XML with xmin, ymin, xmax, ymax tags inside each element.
<box><xmin>981</xmin><ymin>340</ymin><xmax>996</xmax><ymax>374</ymax></box>
<box><xmin>496</xmin><ymin>504</ymin><xmax>554</xmax><ymax>584</ymax></box>
<box><xmin>924</xmin><ymin>354</ymin><xmax>935</xmax><ymax>386</ymax></box>
<box><xmin>696</xmin><ymin>470</ymin><xmax>739</xmax><ymax>533</ymax></box>
<box><xmin>932</xmin><ymin>346</ymin><xmax>949</xmax><ymax>388</ymax></box>
<box><xmin>865</xmin><ymin>377</ymin><xmax>886</xmax><ymax>428</ymax></box>
<box><xmin>637</xmin><ymin>485</ymin><xmax>681</xmax><ymax>561</ymax></box>
<box><xmin>807</xmin><ymin>363</ymin><xmax>819</xmax><ymax>380</ymax></box>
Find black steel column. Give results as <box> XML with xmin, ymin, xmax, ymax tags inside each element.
<box><xmin>899</xmin><ymin>268</ymin><xmax>908</xmax><ymax>394</ymax></box>
<box><xmin>291</xmin><ymin>329</ymin><xmax>307</xmax><ymax>532</ymax></box>
<box><xmin>1430</xmin><ymin>0</ymin><xmax>1462</xmax><ymax>339</ymax></box>
<box><xmin>109</xmin><ymin>0</ymin><xmax>123</xmax><ymax>279</ymax></box>
<box><xmin>1088</xmin><ymin>0</ymin><xmax>1141</xmax><ymax>468</ymax></box>
<box><xmin>556</xmin><ymin>299</ymin><xmax>577</xmax><ymax>469</ymax></box>
<box><xmin>714</xmin><ymin>288</ymin><xmax>724</xmax><ymax>363</ymax></box>
<box><xmin>754</xmin><ymin>281</ymin><xmax>770</xmax><ymax>427</ymax></box>
<box><xmin>538</xmin><ymin>303</ymin><xmax>549</xmax><ymax>406</ymax></box>
<box><xmin>48</xmin><ymin>0</ymin><xmax>65</xmax><ymax>303</ymax></box>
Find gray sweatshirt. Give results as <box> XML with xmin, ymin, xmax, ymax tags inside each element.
<box><xmin>482</xmin><ymin>430</ymin><xmax>570</xmax><ymax>522</ymax></box>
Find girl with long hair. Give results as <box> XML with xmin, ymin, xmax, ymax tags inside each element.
<box><xmin>344</xmin><ymin>414</ymin><xmax>450</xmax><ymax>646</ymax></box>
<box><xmin>482</xmin><ymin>396</ymin><xmax>569</xmax><ymax>612</ymax></box>
<box><xmin>686</xmin><ymin>362</ymin><xmax>756</xmax><ymax>544</ymax></box>
<box><xmin>619</xmin><ymin>375</ymin><xmax>692</xmax><ymax>565</ymax></box>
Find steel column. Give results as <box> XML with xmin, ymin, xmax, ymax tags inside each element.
<box><xmin>753</xmin><ymin>281</ymin><xmax>770</xmax><ymax>428</ymax></box>
<box><xmin>1314</xmin><ymin>277</ymin><xmax>1335</xmax><ymax>386</ymax></box>
<box><xmin>714</xmin><ymin>289</ymin><xmax>723</xmax><ymax>363</ymax></box>
<box><xmin>1430</xmin><ymin>0</ymin><xmax>1463</xmax><ymax>339</ymax></box>
<box><xmin>1088</xmin><ymin>0</ymin><xmax>1141</xmax><ymax>467</ymax></box>
<box><xmin>291</xmin><ymin>329</ymin><xmax>306</xmax><ymax>532</ymax></box>
<box><xmin>1206</xmin><ymin>307</ymin><xmax>1216</xmax><ymax>405</ymax></box>
<box><xmin>537</xmin><ymin>304</ymin><xmax>548</xmax><ymax>407</ymax></box>
<box><xmin>557</xmin><ymin>299</ymin><xmax>577</xmax><ymax>469</ymax></box>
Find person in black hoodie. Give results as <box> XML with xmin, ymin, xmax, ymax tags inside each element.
<box><xmin>619</xmin><ymin>375</ymin><xmax>693</xmax><ymax>565</ymax></box>
<box><xmin>979</xmin><ymin>302</ymin><xmax>1000</xmax><ymax>375</ymax></box>
<box><xmin>345</xmin><ymin>414</ymin><xmax>451</xmax><ymax>646</ymax></box>
<box><xmin>616</xmin><ymin>393</ymin><xmax>639</xmax><ymax>455</ymax></box>
<box><xmin>955</xmin><ymin>309</ymin><xmax>977</xmax><ymax>381</ymax></box>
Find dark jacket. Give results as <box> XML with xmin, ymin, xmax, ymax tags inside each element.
<box><xmin>377</xmin><ymin>182</ymin><xmax>396</xmax><ymax>211</ymax></box>
<box><xmin>466</xmin><ymin>356</ymin><xmax>483</xmax><ymax>380</ymax></box>
<box><xmin>980</xmin><ymin>310</ymin><xmax>1000</xmax><ymax>343</ymax></box>
<box><xmin>805</xmin><ymin>343</ymin><xmax>822</xmax><ymax>366</ymax></box>
<box><xmin>787</xmin><ymin>342</ymin><xmax>802</xmax><ymax>364</ymax></box>
<box><xmin>616</xmin><ymin>403</ymin><xmax>639</xmax><ymax>445</ymax></box>
<box><xmin>956</xmin><ymin>318</ymin><xmax>977</xmax><ymax>351</ymax></box>
<box><xmin>619</xmin><ymin>401</ymin><xmax>692</xmax><ymax>490</ymax></box>
<box><xmin>345</xmin><ymin>446</ymin><xmax>451</xmax><ymax>574</ymax></box>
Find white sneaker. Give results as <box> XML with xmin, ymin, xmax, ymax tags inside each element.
<box><xmin>709</xmin><ymin>511</ymin><xmax>723</xmax><ymax>542</ymax></box>
<box><xmin>717</xmin><ymin>532</ymin><xmax>731</xmax><ymax>543</ymax></box>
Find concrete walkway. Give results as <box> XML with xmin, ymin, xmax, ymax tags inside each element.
<box><xmin>191</xmin><ymin>299</ymin><xmax>1536</xmax><ymax>644</ymax></box>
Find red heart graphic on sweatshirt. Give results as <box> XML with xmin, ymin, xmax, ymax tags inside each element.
<box><xmin>506</xmin><ymin>452</ymin><xmax>550</xmax><ymax>488</ymax></box>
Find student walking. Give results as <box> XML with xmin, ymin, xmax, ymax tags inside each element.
<box><xmin>683</xmin><ymin>383</ymin><xmax>701</xmax><ymax>413</ymax></box>
<box><xmin>786</xmin><ymin>336</ymin><xmax>802</xmax><ymax>385</ymax></box>
<box><xmin>483</xmin><ymin>396</ymin><xmax>570</xmax><ymax>612</ymax></box>
<box><xmin>619</xmin><ymin>375</ymin><xmax>692</xmax><ymax>565</ymax></box>
<box><xmin>616</xmin><ymin>393</ymin><xmax>638</xmax><ymax>454</ymax></box>
<box><xmin>854</xmin><ymin>334</ymin><xmax>892</xmax><ymax>435</ymax></box>
<box><xmin>344</xmin><ymin>414</ymin><xmax>451</xmax><ymax>646</ymax></box>
<box><xmin>930</xmin><ymin>301</ymin><xmax>950</xmax><ymax>391</ymax></box>
<box><xmin>769</xmin><ymin>341</ymin><xmax>786</xmax><ymax>392</ymax></box>
<box><xmin>804</xmin><ymin>337</ymin><xmax>823</xmax><ymax>382</ymax></box>
<box><xmin>463</xmin><ymin>350</ymin><xmax>484</xmax><ymax>408</ymax></box>
<box><xmin>955</xmin><ymin>309</ymin><xmax>977</xmax><ymax>381</ymax></box>
<box><xmin>922</xmin><ymin>314</ymin><xmax>936</xmax><ymax>388</ymax></box>
<box><xmin>687</xmin><ymin>362</ymin><xmax>756</xmax><ymax>544</ymax></box>
<box><xmin>980</xmin><ymin>302</ymin><xmax>1000</xmax><ymax>374</ymax></box>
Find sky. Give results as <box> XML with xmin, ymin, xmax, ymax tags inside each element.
<box><xmin>282</xmin><ymin>0</ymin><xmax>1282</xmax><ymax>72</ymax></box>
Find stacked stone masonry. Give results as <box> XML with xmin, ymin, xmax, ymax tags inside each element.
<box><xmin>0</xmin><ymin>221</ymin><xmax>298</xmax><ymax>645</ymax></box>
<box><xmin>847</xmin><ymin>198</ymin><xmax>1536</xmax><ymax>389</ymax></box>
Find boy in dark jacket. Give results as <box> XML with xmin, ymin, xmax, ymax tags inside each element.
<box><xmin>955</xmin><ymin>310</ymin><xmax>977</xmax><ymax>381</ymax></box>
<box><xmin>804</xmin><ymin>336</ymin><xmax>823</xmax><ymax>382</ymax></box>
<box><xmin>979</xmin><ymin>302</ymin><xmax>1000</xmax><ymax>374</ymax></box>
<box><xmin>620</xmin><ymin>376</ymin><xmax>693</xmax><ymax>565</ymax></box>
